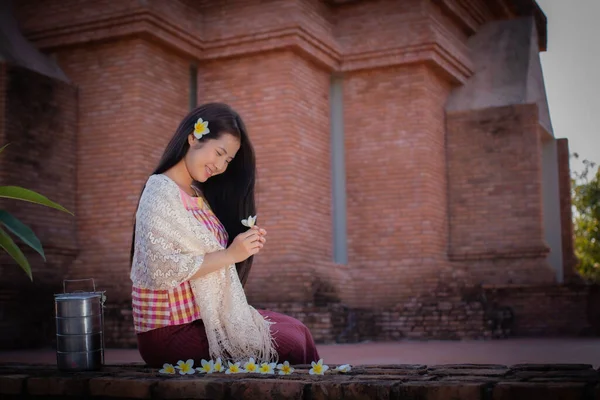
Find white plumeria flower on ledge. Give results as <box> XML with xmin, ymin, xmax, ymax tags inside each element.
<box><xmin>309</xmin><ymin>359</ymin><xmax>329</xmax><ymax>375</ymax></box>
<box><xmin>259</xmin><ymin>362</ymin><xmax>277</xmax><ymax>375</ymax></box>
<box><xmin>277</xmin><ymin>361</ymin><xmax>294</xmax><ymax>375</ymax></box>
<box><xmin>159</xmin><ymin>363</ymin><xmax>176</xmax><ymax>374</ymax></box>
<box><xmin>214</xmin><ymin>357</ymin><xmax>225</xmax><ymax>373</ymax></box>
<box><xmin>335</xmin><ymin>364</ymin><xmax>352</xmax><ymax>373</ymax></box>
<box><xmin>196</xmin><ymin>359</ymin><xmax>214</xmax><ymax>374</ymax></box>
<box><xmin>176</xmin><ymin>359</ymin><xmax>195</xmax><ymax>375</ymax></box>
<box><xmin>225</xmin><ymin>361</ymin><xmax>242</xmax><ymax>374</ymax></box>
<box><xmin>241</xmin><ymin>215</ymin><xmax>257</xmax><ymax>228</ymax></box>
<box><xmin>243</xmin><ymin>357</ymin><xmax>259</xmax><ymax>373</ymax></box>
<box><xmin>193</xmin><ymin>117</ymin><xmax>210</xmax><ymax>139</ymax></box>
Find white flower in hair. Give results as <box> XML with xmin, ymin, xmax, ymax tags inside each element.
<box><xmin>241</xmin><ymin>215</ymin><xmax>257</xmax><ymax>228</ymax></box>
<box><xmin>193</xmin><ymin>117</ymin><xmax>210</xmax><ymax>139</ymax></box>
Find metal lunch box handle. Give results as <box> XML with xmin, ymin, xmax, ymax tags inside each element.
<box><xmin>63</xmin><ymin>278</ymin><xmax>96</xmax><ymax>294</ymax></box>
<box><xmin>62</xmin><ymin>279</ymin><xmax>106</xmax><ymax>306</ymax></box>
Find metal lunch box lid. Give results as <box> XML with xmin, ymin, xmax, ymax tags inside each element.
<box><xmin>54</xmin><ymin>292</ymin><xmax>104</xmax><ymax>301</ymax></box>
<box><xmin>54</xmin><ymin>279</ymin><xmax>106</xmax><ymax>304</ymax></box>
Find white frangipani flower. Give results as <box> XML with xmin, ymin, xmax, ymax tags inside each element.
<box><xmin>193</xmin><ymin>118</ymin><xmax>210</xmax><ymax>139</ymax></box>
<box><xmin>259</xmin><ymin>362</ymin><xmax>277</xmax><ymax>375</ymax></box>
<box><xmin>243</xmin><ymin>357</ymin><xmax>259</xmax><ymax>373</ymax></box>
<box><xmin>214</xmin><ymin>357</ymin><xmax>225</xmax><ymax>372</ymax></box>
<box><xmin>241</xmin><ymin>215</ymin><xmax>257</xmax><ymax>228</ymax></box>
<box><xmin>175</xmin><ymin>359</ymin><xmax>195</xmax><ymax>375</ymax></box>
<box><xmin>309</xmin><ymin>359</ymin><xmax>329</xmax><ymax>375</ymax></box>
<box><xmin>225</xmin><ymin>361</ymin><xmax>242</xmax><ymax>374</ymax></box>
<box><xmin>335</xmin><ymin>364</ymin><xmax>352</xmax><ymax>373</ymax></box>
<box><xmin>159</xmin><ymin>363</ymin><xmax>176</xmax><ymax>374</ymax></box>
<box><xmin>196</xmin><ymin>359</ymin><xmax>214</xmax><ymax>374</ymax></box>
<box><xmin>277</xmin><ymin>361</ymin><xmax>295</xmax><ymax>375</ymax></box>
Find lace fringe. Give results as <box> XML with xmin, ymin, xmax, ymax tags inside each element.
<box><xmin>191</xmin><ymin>268</ymin><xmax>279</xmax><ymax>365</ymax></box>
<box><xmin>206</xmin><ymin>307</ymin><xmax>278</xmax><ymax>364</ymax></box>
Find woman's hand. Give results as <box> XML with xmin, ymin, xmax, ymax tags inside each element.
<box><xmin>226</xmin><ymin>226</ymin><xmax>267</xmax><ymax>263</ymax></box>
<box><xmin>191</xmin><ymin>226</ymin><xmax>267</xmax><ymax>280</ymax></box>
<box><xmin>253</xmin><ymin>225</ymin><xmax>267</xmax><ymax>238</ymax></box>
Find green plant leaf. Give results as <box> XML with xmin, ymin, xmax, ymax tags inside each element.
<box><xmin>0</xmin><ymin>143</ymin><xmax>10</xmax><ymax>155</ymax></box>
<box><xmin>0</xmin><ymin>210</ymin><xmax>45</xmax><ymax>261</ymax></box>
<box><xmin>0</xmin><ymin>186</ymin><xmax>73</xmax><ymax>215</ymax></box>
<box><xmin>0</xmin><ymin>225</ymin><xmax>32</xmax><ymax>281</ymax></box>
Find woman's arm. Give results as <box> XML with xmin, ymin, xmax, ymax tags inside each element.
<box><xmin>132</xmin><ymin>175</ymin><xmax>266</xmax><ymax>288</ymax></box>
<box><xmin>189</xmin><ymin>227</ymin><xmax>266</xmax><ymax>279</ymax></box>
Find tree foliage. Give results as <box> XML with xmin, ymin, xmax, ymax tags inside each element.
<box><xmin>571</xmin><ymin>154</ymin><xmax>600</xmax><ymax>281</ymax></box>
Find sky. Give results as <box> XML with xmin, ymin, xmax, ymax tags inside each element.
<box><xmin>536</xmin><ymin>0</ymin><xmax>600</xmax><ymax>175</ymax></box>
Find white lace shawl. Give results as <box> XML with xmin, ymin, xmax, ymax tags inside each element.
<box><xmin>130</xmin><ymin>174</ymin><xmax>277</xmax><ymax>363</ymax></box>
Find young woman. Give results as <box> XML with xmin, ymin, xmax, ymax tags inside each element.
<box><xmin>130</xmin><ymin>103</ymin><xmax>320</xmax><ymax>367</ymax></box>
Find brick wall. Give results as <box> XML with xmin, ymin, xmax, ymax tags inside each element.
<box><xmin>484</xmin><ymin>284</ymin><xmax>592</xmax><ymax>336</ymax></box>
<box><xmin>52</xmin><ymin>39</ymin><xmax>189</xmax><ymax>296</ymax></box>
<box><xmin>0</xmin><ymin>63</ymin><xmax>77</xmax><ymax>348</ymax></box>
<box><xmin>15</xmin><ymin>0</ymin><xmax>142</xmax><ymax>35</ymax></box>
<box><xmin>47</xmin><ymin>39</ymin><xmax>191</xmax><ymax>346</ymax></box>
<box><xmin>198</xmin><ymin>51</ymin><xmax>340</xmax><ymax>305</ymax></box>
<box><xmin>3</xmin><ymin>0</ymin><xmax>591</xmax><ymax>348</ymax></box>
<box><xmin>446</xmin><ymin>104</ymin><xmax>555</xmax><ymax>285</ymax></box>
<box><xmin>264</xmin><ymin>282</ymin><xmax>594</xmax><ymax>343</ymax></box>
<box><xmin>344</xmin><ymin>64</ymin><xmax>453</xmax><ymax>309</ymax></box>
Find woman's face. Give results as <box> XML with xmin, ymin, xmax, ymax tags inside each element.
<box><xmin>185</xmin><ymin>133</ymin><xmax>240</xmax><ymax>183</ymax></box>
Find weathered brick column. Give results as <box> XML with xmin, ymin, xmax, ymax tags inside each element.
<box><xmin>0</xmin><ymin>60</ymin><xmax>77</xmax><ymax>348</ymax></box>
<box><xmin>337</xmin><ymin>0</ymin><xmax>472</xmax><ymax>311</ymax></box>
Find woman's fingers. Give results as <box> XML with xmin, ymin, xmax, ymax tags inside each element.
<box><xmin>241</xmin><ymin>230</ymin><xmax>257</xmax><ymax>239</ymax></box>
<box><xmin>241</xmin><ymin>226</ymin><xmax>267</xmax><ymax>254</ymax></box>
<box><xmin>245</xmin><ymin>233</ymin><xmax>266</xmax><ymax>242</ymax></box>
<box><xmin>252</xmin><ymin>225</ymin><xmax>267</xmax><ymax>236</ymax></box>
<box><xmin>243</xmin><ymin>231</ymin><xmax>259</xmax><ymax>240</ymax></box>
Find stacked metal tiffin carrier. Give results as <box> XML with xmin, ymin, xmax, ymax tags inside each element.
<box><xmin>54</xmin><ymin>279</ymin><xmax>106</xmax><ymax>371</ymax></box>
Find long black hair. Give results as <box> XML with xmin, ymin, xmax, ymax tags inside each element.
<box><xmin>131</xmin><ymin>103</ymin><xmax>256</xmax><ymax>286</ymax></box>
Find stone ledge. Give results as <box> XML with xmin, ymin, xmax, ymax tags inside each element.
<box><xmin>0</xmin><ymin>363</ymin><xmax>598</xmax><ymax>399</ymax></box>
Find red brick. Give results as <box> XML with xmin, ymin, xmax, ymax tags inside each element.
<box><xmin>229</xmin><ymin>379</ymin><xmax>306</xmax><ymax>400</ymax></box>
<box><xmin>395</xmin><ymin>382</ymin><xmax>485</xmax><ymax>400</ymax></box>
<box><xmin>27</xmin><ymin>376</ymin><xmax>88</xmax><ymax>397</ymax></box>
<box><xmin>0</xmin><ymin>374</ymin><xmax>27</xmax><ymax>395</ymax></box>
<box><xmin>154</xmin><ymin>378</ymin><xmax>228</xmax><ymax>399</ymax></box>
<box><xmin>89</xmin><ymin>376</ymin><xmax>155</xmax><ymax>399</ymax></box>
<box><xmin>492</xmin><ymin>382</ymin><xmax>587</xmax><ymax>400</ymax></box>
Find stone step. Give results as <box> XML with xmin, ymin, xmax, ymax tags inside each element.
<box><xmin>0</xmin><ymin>363</ymin><xmax>598</xmax><ymax>399</ymax></box>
